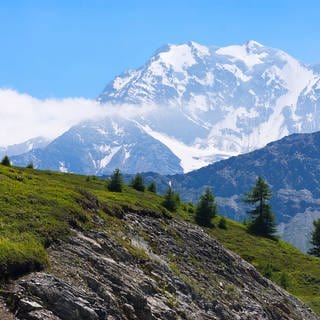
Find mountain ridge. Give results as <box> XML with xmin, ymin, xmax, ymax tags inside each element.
<box><xmin>12</xmin><ymin>40</ymin><xmax>320</xmax><ymax>174</ymax></box>
<box><xmin>137</xmin><ymin>130</ymin><xmax>320</xmax><ymax>252</ymax></box>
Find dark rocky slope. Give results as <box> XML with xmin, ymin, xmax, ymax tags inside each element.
<box><xmin>4</xmin><ymin>210</ymin><xmax>318</xmax><ymax>320</ymax></box>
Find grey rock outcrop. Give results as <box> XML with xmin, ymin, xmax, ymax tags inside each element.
<box><xmin>4</xmin><ymin>210</ymin><xmax>319</xmax><ymax>320</ymax></box>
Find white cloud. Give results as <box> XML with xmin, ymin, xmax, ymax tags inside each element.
<box><xmin>0</xmin><ymin>89</ymin><xmax>155</xmax><ymax>147</ymax></box>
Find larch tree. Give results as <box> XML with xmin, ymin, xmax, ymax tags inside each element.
<box><xmin>195</xmin><ymin>187</ymin><xmax>217</xmax><ymax>227</ymax></box>
<box><xmin>130</xmin><ymin>174</ymin><xmax>145</xmax><ymax>192</ymax></box>
<box><xmin>107</xmin><ymin>168</ymin><xmax>123</xmax><ymax>192</ymax></box>
<box><xmin>147</xmin><ymin>181</ymin><xmax>157</xmax><ymax>193</ymax></box>
<box><xmin>162</xmin><ymin>186</ymin><xmax>179</xmax><ymax>212</ymax></box>
<box><xmin>308</xmin><ymin>219</ymin><xmax>320</xmax><ymax>257</ymax></box>
<box><xmin>243</xmin><ymin>176</ymin><xmax>276</xmax><ymax>238</ymax></box>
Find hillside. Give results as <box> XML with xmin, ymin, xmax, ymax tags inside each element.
<box><xmin>0</xmin><ymin>165</ymin><xmax>319</xmax><ymax>319</ymax></box>
<box><xmin>138</xmin><ymin>131</ymin><xmax>320</xmax><ymax>253</ymax></box>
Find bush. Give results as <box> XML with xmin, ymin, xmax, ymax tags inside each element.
<box><xmin>262</xmin><ymin>263</ymin><xmax>273</xmax><ymax>279</ymax></box>
<box><xmin>279</xmin><ymin>271</ymin><xmax>290</xmax><ymax>289</ymax></box>
<box><xmin>187</xmin><ymin>204</ymin><xmax>194</xmax><ymax>213</ymax></box>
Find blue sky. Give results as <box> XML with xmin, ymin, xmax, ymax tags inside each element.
<box><xmin>0</xmin><ymin>0</ymin><xmax>319</xmax><ymax>98</ymax></box>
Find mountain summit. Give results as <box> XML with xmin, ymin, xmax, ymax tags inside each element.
<box><xmin>97</xmin><ymin>40</ymin><xmax>320</xmax><ymax>170</ymax></box>
<box><xmin>14</xmin><ymin>41</ymin><xmax>320</xmax><ymax>174</ymax></box>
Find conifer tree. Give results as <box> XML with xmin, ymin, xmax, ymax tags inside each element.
<box><xmin>107</xmin><ymin>168</ymin><xmax>123</xmax><ymax>192</ymax></box>
<box><xmin>130</xmin><ymin>174</ymin><xmax>145</xmax><ymax>192</ymax></box>
<box><xmin>243</xmin><ymin>177</ymin><xmax>276</xmax><ymax>238</ymax></box>
<box><xmin>195</xmin><ymin>187</ymin><xmax>217</xmax><ymax>227</ymax></box>
<box><xmin>308</xmin><ymin>219</ymin><xmax>320</xmax><ymax>257</ymax></box>
<box><xmin>162</xmin><ymin>186</ymin><xmax>179</xmax><ymax>212</ymax></box>
<box><xmin>1</xmin><ymin>155</ymin><xmax>11</xmax><ymax>166</ymax></box>
<box><xmin>147</xmin><ymin>181</ymin><xmax>157</xmax><ymax>193</ymax></box>
<box><xmin>26</xmin><ymin>162</ymin><xmax>34</xmax><ymax>169</ymax></box>
<box><xmin>218</xmin><ymin>216</ymin><xmax>227</xmax><ymax>229</ymax></box>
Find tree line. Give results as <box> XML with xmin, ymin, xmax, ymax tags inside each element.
<box><xmin>3</xmin><ymin>155</ymin><xmax>319</xmax><ymax>256</ymax></box>
<box><xmin>106</xmin><ymin>168</ymin><xmax>279</xmax><ymax>239</ymax></box>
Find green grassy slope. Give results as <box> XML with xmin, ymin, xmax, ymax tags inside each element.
<box><xmin>0</xmin><ymin>165</ymin><xmax>320</xmax><ymax>313</ymax></box>
<box><xmin>207</xmin><ymin>217</ymin><xmax>320</xmax><ymax>313</ymax></box>
<box><xmin>0</xmin><ymin>165</ymin><xmax>167</xmax><ymax>278</ymax></box>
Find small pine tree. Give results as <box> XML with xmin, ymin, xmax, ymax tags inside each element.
<box><xmin>1</xmin><ymin>155</ymin><xmax>11</xmax><ymax>166</ymax></box>
<box><xmin>308</xmin><ymin>219</ymin><xmax>320</xmax><ymax>257</ymax></box>
<box><xmin>26</xmin><ymin>162</ymin><xmax>34</xmax><ymax>169</ymax></box>
<box><xmin>247</xmin><ymin>204</ymin><xmax>276</xmax><ymax>237</ymax></box>
<box><xmin>195</xmin><ymin>187</ymin><xmax>217</xmax><ymax>227</ymax></box>
<box><xmin>130</xmin><ymin>174</ymin><xmax>145</xmax><ymax>192</ymax></box>
<box><xmin>218</xmin><ymin>216</ymin><xmax>227</xmax><ymax>229</ymax></box>
<box><xmin>243</xmin><ymin>177</ymin><xmax>277</xmax><ymax>238</ymax></box>
<box><xmin>147</xmin><ymin>181</ymin><xmax>157</xmax><ymax>193</ymax></box>
<box><xmin>107</xmin><ymin>168</ymin><xmax>123</xmax><ymax>192</ymax></box>
<box><xmin>162</xmin><ymin>186</ymin><xmax>179</xmax><ymax>212</ymax></box>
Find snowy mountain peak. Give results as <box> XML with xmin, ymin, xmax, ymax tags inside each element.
<box><xmin>16</xmin><ymin>41</ymin><xmax>320</xmax><ymax>176</ymax></box>
<box><xmin>150</xmin><ymin>43</ymin><xmax>197</xmax><ymax>74</ymax></box>
<box><xmin>147</xmin><ymin>41</ymin><xmax>212</xmax><ymax>78</ymax></box>
<box><xmin>187</xmin><ymin>41</ymin><xmax>211</xmax><ymax>56</ymax></box>
<box><xmin>245</xmin><ymin>40</ymin><xmax>264</xmax><ymax>49</ymax></box>
<box><xmin>216</xmin><ymin>41</ymin><xmax>268</xmax><ymax>69</ymax></box>
<box><xmin>96</xmin><ymin>40</ymin><xmax>320</xmax><ymax>173</ymax></box>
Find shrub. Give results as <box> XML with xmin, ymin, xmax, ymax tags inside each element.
<box><xmin>262</xmin><ymin>263</ymin><xmax>273</xmax><ymax>279</ymax></box>
<box><xmin>279</xmin><ymin>271</ymin><xmax>290</xmax><ymax>289</ymax></box>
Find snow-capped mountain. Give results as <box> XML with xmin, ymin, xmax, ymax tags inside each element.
<box><xmin>98</xmin><ymin>40</ymin><xmax>320</xmax><ymax>171</ymax></box>
<box><xmin>0</xmin><ymin>137</ymin><xmax>50</xmax><ymax>159</ymax></box>
<box><xmin>12</xmin><ymin>117</ymin><xmax>182</xmax><ymax>175</ymax></box>
<box><xmin>13</xmin><ymin>40</ymin><xmax>320</xmax><ymax>174</ymax></box>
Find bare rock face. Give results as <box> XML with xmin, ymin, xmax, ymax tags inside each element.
<box><xmin>3</xmin><ymin>211</ymin><xmax>319</xmax><ymax>320</ymax></box>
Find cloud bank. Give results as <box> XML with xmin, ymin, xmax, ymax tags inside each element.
<box><xmin>0</xmin><ymin>89</ymin><xmax>154</xmax><ymax>147</ymax></box>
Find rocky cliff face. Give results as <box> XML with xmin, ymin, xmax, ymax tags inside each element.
<box><xmin>3</xmin><ymin>209</ymin><xmax>318</xmax><ymax>320</ymax></box>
